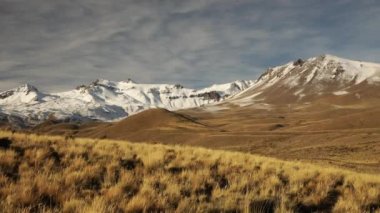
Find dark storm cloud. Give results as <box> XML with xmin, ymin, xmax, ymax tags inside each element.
<box><xmin>0</xmin><ymin>0</ymin><xmax>380</xmax><ymax>91</ymax></box>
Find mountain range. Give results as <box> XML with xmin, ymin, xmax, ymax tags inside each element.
<box><xmin>0</xmin><ymin>78</ymin><xmax>252</xmax><ymax>127</ymax></box>
<box><xmin>1</xmin><ymin>54</ymin><xmax>380</xmax><ymax>130</ymax></box>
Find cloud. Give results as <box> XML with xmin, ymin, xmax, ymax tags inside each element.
<box><xmin>0</xmin><ymin>0</ymin><xmax>379</xmax><ymax>92</ymax></box>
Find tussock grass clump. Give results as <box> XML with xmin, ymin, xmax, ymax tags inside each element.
<box><xmin>0</xmin><ymin>131</ymin><xmax>379</xmax><ymax>212</ymax></box>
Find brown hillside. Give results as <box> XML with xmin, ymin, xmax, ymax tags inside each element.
<box><xmin>76</xmin><ymin>108</ymin><xmax>214</xmax><ymax>142</ymax></box>
<box><xmin>31</xmin><ymin>101</ymin><xmax>380</xmax><ymax>173</ymax></box>
<box><xmin>33</xmin><ymin>119</ymin><xmax>81</xmax><ymax>135</ymax></box>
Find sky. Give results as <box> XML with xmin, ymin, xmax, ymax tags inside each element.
<box><xmin>1</xmin><ymin>0</ymin><xmax>380</xmax><ymax>92</ymax></box>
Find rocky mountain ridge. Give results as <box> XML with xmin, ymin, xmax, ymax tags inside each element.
<box><xmin>0</xmin><ymin>79</ymin><xmax>253</xmax><ymax>127</ymax></box>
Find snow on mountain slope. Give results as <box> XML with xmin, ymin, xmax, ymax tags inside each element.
<box><xmin>0</xmin><ymin>79</ymin><xmax>253</xmax><ymax>126</ymax></box>
<box><xmin>230</xmin><ymin>54</ymin><xmax>380</xmax><ymax>104</ymax></box>
<box><xmin>0</xmin><ymin>84</ymin><xmax>43</xmax><ymax>104</ymax></box>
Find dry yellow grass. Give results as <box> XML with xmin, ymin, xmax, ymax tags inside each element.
<box><xmin>34</xmin><ymin>107</ymin><xmax>380</xmax><ymax>173</ymax></box>
<box><xmin>0</xmin><ymin>131</ymin><xmax>379</xmax><ymax>213</ymax></box>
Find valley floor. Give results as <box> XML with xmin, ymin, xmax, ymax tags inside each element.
<box><xmin>0</xmin><ymin>131</ymin><xmax>380</xmax><ymax>212</ymax></box>
<box><xmin>36</xmin><ymin>103</ymin><xmax>380</xmax><ymax>174</ymax></box>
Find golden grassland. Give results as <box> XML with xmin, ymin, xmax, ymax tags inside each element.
<box><xmin>0</xmin><ymin>131</ymin><xmax>379</xmax><ymax>213</ymax></box>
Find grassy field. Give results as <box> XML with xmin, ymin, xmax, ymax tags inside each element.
<box><xmin>0</xmin><ymin>131</ymin><xmax>380</xmax><ymax>212</ymax></box>
<box><xmin>34</xmin><ymin>106</ymin><xmax>380</xmax><ymax>174</ymax></box>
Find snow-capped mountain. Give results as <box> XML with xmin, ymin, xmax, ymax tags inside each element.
<box><xmin>1</xmin><ymin>54</ymin><xmax>379</xmax><ymax>127</ymax></box>
<box><xmin>230</xmin><ymin>54</ymin><xmax>380</xmax><ymax>105</ymax></box>
<box><xmin>0</xmin><ymin>79</ymin><xmax>253</xmax><ymax>126</ymax></box>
